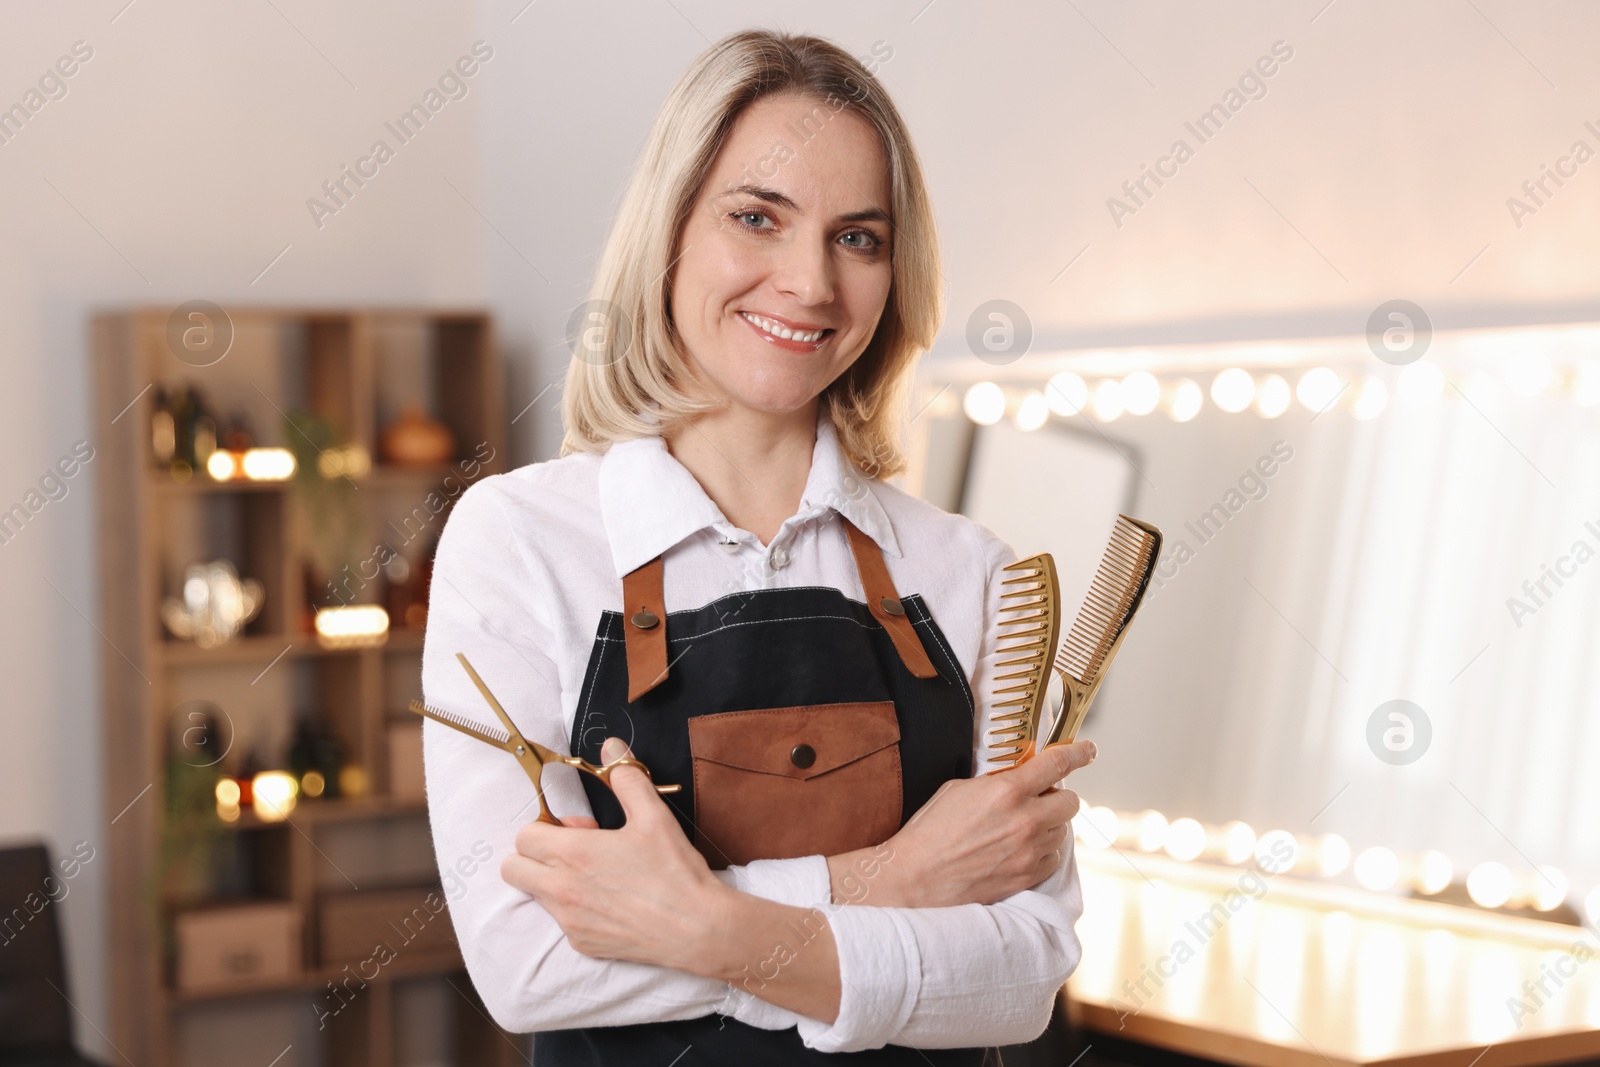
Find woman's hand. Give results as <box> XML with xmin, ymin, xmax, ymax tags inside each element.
<box><xmin>501</xmin><ymin>737</ymin><xmax>731</xmax><ymax>972</ymax></box>
<box><xmin>504</xmin><ymin>738</ymin><xmax>848</xmax><ymax>1021</ymax></box>
<box><xmin>828</xmin><ymin>739</ymin><xmax>1095</xmax><ymax>909</ymax></box>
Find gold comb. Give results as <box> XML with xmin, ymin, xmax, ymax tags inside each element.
<box><xmin>985</xmin><ymin>515</ymin><xmax>1163</xmax><ymax>772</ymax></box>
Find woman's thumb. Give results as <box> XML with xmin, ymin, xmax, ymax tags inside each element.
<box><xmin>600</xmin><ymin>737</ymin><xmax>657</xmax><ymax>810</ymax></box>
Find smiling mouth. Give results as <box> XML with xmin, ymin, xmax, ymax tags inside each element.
<box><xmin>738</xmin><ymin>311</ymin><xmax>834</xmax><ymax>347</ymax></box>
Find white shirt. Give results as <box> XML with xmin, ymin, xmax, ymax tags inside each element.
<box><xmin>421</xmin><ymin>407</ymin><xmax>1084</xmax><ymax>1053</ymax></box>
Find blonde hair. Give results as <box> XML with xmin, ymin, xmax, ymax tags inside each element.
<box><xmin>558</xmin><ymin>29</ymin><xmax>941</xmax><ymax>480</ymax></box>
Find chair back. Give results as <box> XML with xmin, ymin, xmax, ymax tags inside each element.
<box><xmin>0</xmin><ymin>843</ymin><xmax>77</xmax><ymax>1052</ymax></box>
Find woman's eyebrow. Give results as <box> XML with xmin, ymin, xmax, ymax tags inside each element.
<box><xmin>727</xmin><ymin>184</ymin><xmax>891</xmax><ymax>227</ymax></box>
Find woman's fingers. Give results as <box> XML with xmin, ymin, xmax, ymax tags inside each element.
<box><xmin>1014</xmin><ymin>739</ymin><xmax>1097</xmax><ymax>794</ymax></box>
<box><xmin>501</xmin><ymin>851</ymin><xmax>557</xmax><ymax>895</ymax></box>
<box><xmin>599</xmin><ymin>736</ymin><xmax>677</xmax><ymax>833</ymax></box>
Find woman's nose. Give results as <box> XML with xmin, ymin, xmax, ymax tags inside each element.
<box><xmin>770</xmin><ymin>235</ymin><xmax>836</xmax><ymax>307</ymax></box>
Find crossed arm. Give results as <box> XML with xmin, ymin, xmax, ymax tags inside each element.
<box><xmin>501</xmin><ymin>735</ymin><xmax>1095</xmax><ymax>1027</ymax></box>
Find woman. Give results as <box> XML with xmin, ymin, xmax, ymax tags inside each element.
<box><xmin>422</xmin><ymin>28</ymin><xmax>1095</xmax><ymax>1064</ymax></box>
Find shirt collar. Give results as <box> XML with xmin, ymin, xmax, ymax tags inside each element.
<box><xmin>597</xmin><ymin>408</ymin><xmax>901</xmax><ymax>580</ymax></box>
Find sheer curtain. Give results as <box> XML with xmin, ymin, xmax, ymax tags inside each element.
<box><xmin>1214</xmin><ymin>378</ymin><xmax>1600</xmax><ymax>898</ymax></box>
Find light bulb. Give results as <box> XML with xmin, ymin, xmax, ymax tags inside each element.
<box><xmin>1211</xmin><ymin>368</ymin><xmax>1255</xmax><ymax>414</ymax></box>
<box><xmin>1315</xmin><ymin>833</ymin><xmax>1350</xmax><ymax>878</ymax></box>
<box><xmin>1221</xmin><ymin>821</ymin><xmax>1256</xmax><ymax>865</ymax></box>
<box><xmin>1353</xmin><ymin>377</ymin><xmax>1389</xmax><ymax>420</ymax></box>
<box><xmin>1077</xmin><ymin>805</ymin><xmax>1120</xmax><ymax>849</ymax></box>
<box><xmin>1532</xmin><ymin>866</ymin><xmax>1567</xmax><ymax>912</ymax></box>
<box><xmin>1464</xmin><ymin>369</ymin><xmax>1501</xmax><ymax>408</ymax></box>
<box><xmin>1164</xmin><ymin>817</ymin><xmax>1207</xmax><ymax>861</ymax></box>
<box><xmin>1045</xmin><ymin>372</ymin><xmax>1088</xmax><ymax>416</ymax></box>
<box><xmin>1296</xmin><ymin>367</ymin><xmax>1343</xmax><ymax>412</ymax></box>
<box><xmin>1091</xmin><ymin>380</ymin><xmax>1124</xmax><ymax>422</ymax></box>
<box><xmin>1467</xmin><ymin>862</ymin><xmax>1513</xmax><ymax>908</ymax></box>
<box><xmin>1134</xmin><ymin>810</ymin><xmax>1168</xmax><ymax>852</ymax></box>
<box><xmin>1253</xmin><ymin>374</ymin><xmax>1291</xmax><ymax>418</ymax></box>
<box><xmin>1015</xmin><ymin>390</ymin><xmax>1049</xmax><ymax>431</ymax></box>
<box><xmin>963</xmin><ymin>382</ymin><xmax>1006</xmax><ymax>425</ymax></box>
<box><xmin>1121</xmin><ymin>371</ymin><xmax>1161</xmax><ymax>416</ymax></box>
<box><xmin>1417</xmin><ymin>850</ymin><xmax>1453</xmax><ymax>894</ymax></box>
<box><xmin>1505</xmin><ymin>353</ymin><xmax>1553</xmax><ymax>398</ymax></box>
<box><xmin>1168</xmin><ymin>378</ymin><xmax>1203</xmax><ymax>422</ymax></box>
<box><xmin>1571</xmin><ymin>360</ymin><xmax>1600</xmax><ymax>407</ymax></box>
<box><xmin>251</xmin><ymin>771</ymin><xmax>299</xmax><ymax>822</ymax></box>
<box><xmin>1398</xmin><ymin>361</ymin><xmax>1445</xmax><ymax>405</ymax></box>
<box><xmin>1255</xmin><ymin>829</ymin><xmax>1299</xmax><ymax>874</ymax></box>
<box><xmin>1353</xmin><ymin>846</ymin><xmax>1399</xmax><ymax>891</ymax></box>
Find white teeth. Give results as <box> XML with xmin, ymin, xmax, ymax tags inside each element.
<box><xmin>742</xmin><ymin>312</ymin><xmax>825</xmax><ymax>344</ymax></box>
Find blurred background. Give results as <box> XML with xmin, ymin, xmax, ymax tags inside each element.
<box><xmin>3</xmin><ymin>1</ymin><xmax>1598</xmax><ymax>1064</ymax></box>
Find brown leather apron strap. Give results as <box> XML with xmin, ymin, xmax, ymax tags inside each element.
<box><xmin>840</xmin><ymin>516</ymin><xmax>938</xmax><ymax>679</ymax></box>
<box><xmin>618</xmin><ymin>516</ymin><xmax>937</xmax><ymax>702</ymax></box>
<box><xmin>621</xmin><ymin>555</ymin><xmax>668</xmax><ymax>702</ymax></box>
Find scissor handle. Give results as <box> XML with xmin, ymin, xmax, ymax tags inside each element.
<box><xmin>563</xmin><ymin>754</ymin><xmax>682</xmax><ymax>795</ymax></box>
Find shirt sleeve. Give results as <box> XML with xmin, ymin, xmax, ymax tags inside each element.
<box><xmin>789</xmin><ymin>518</ymin><xmax>1086</xmax><ymax>1052</ymax></box>
<box><xmin>422</xmin><ymin>478</ymin><xmax>811</xmax><ymax>1034</ymax></box>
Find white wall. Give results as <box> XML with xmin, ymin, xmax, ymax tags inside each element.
<box><xmin>2</xmin><ymin>0</ymin><xmax>1597</xmax><ymax>1059</ymax></box>
<box><xmin>0</xmin><ymin>1</ymin><xmax>486</xmax><ymax>1057</ymax></box>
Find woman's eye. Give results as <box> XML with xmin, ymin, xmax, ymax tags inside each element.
<box><xmin>840</xmin><ymin>230</ymin><xmax>884</xmax><ymax>252</ymax></box>
<box><xmin>731</xmin><ymin>210</ymin><xmax>773</xmax><ymax>231</ymax></box>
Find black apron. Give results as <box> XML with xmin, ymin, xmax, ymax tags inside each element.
<box><xmin>533</xmin><ymin>514</ymin><xmax>1001</xmax><ymax>1065</ymax></box>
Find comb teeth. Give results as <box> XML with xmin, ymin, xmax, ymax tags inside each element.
<box><xmin>985</xmin><ymin>553</ymin><xmax>1061</xmax><ymax>769</ymax></box>
<box><xmin>409</xmin><ymin>699</ymin><xmax>510</xmax><ymax>745</ymax></box>
<box><xmin>1055</xmin><ymin>517</ymin><xmax>1161</xmax><ymax>684</ymax></box>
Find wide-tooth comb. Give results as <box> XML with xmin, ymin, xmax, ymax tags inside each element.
<box><xmin>409</xmin><ymin>698</ymin><xmax>511</xmax><ymax>747</ymax></box>
<box><xmin>983</xmin><ymin>552</ymin><xmax>1062</xmax><ymax>770</ymax></box>
<box><xmin>1047</xmin><ymin>515</ymin><xmax>1162</xmax><ymax>747</ymax></box>
<box><xmin>985</xmin><ymin>515</ymin><xmax>1163</xmax><ymax>772</ymax></box>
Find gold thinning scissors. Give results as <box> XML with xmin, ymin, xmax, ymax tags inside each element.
<box><xmin>410</xmin><ymin>652</ymin><xmax>680</xmax><ymax>825</ymax></box>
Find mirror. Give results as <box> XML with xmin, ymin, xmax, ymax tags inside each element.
<box><xmin>919</xmin><ymin>322</ymin><xmax>1600</xmax><ymax>918</ymax></box>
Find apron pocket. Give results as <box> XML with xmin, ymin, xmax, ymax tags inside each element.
<box><xmin>687</xmin><ymin>700</ymin><xmax>902</xmax><ymax>869</ymax></box>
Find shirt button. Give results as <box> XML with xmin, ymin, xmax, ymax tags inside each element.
<box><xmin>719</xmin><ymin>538</ymin><xmax>740</xmax><ymax>552</ymax></box>
<box><xmin>769</xmin><ymin>544</ymin><xmax>788</xmax><ymax>568</ymax></box>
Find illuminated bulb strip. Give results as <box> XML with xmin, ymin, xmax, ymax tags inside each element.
<box><xmin>949</xmin><ymin>359</ymin><xmax>1600</xmax><ymax>425</ymax></box>
<box><xmin>1066</xmin><ymin>808</ymin><xmax>1583</xmax><ymax>919</ymax></box>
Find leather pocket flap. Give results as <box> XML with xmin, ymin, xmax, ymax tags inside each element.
<box><xmin>688</xmin><ymin>700</ymin><xmax>899</xmax><ymax>781</ymax></box>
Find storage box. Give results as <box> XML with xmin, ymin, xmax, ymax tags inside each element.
<box><xmin>318</xmin><ymin>886</ymin><xmax>455</xmax><ymax>968</ymax></box>
<box><xmin>387</xmin><ymin>720</ymin><xmax>426</xmax><ymax>801</ymax></box>
<box><xmin>175</xmin><ymin>902</ymin><xmax>301</xmax><ymax>993</ymax></box>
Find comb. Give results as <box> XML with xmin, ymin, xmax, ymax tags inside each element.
<box><xmin>983</xmin><ymin>552</ymin><xmax>1062</xmax><ymax>770</ymax></box>
<box><xmin>984</xmin><ymin>515</ymin><xmax>1163</xmax><ymax>772</ymax></box>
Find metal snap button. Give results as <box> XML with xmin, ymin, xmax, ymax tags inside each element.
<box><xmin>880</xmin><ymin>596</ymin><xmax>905</xmax><ymax>616</ymax></box>
<box><xmin>630</xmin><ymin>609</ymin><xmax>659</xmax><ymax>629</ymax></box>
<box><xmin>770</xmin><ymin>545</ymin><xmax>788</xmax><ymax>568</ymax></box>
<box><xmin>790</xmin><ymin>743</ymin><xmax>815</xmax><ymax>769</ymax></box>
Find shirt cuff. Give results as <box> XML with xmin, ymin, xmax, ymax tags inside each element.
<box><xmin>793</xmin><ymin>903</ymin><xmax>920</xmax><ymax>1053</ymax></box>
<box><xmin>712</xmin><ymin>855</ymin><xmax>831</xmax><ymax>1029</ymax></box>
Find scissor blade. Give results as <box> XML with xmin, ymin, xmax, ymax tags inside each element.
<box><xmin>409</xmin><ymin>699</ymin><xmax>512</xmax><ymax>750</ymax></box>
<box><xmin>455</xmin><ymin>653</ymin><xmax>526</xmax><ymax>743</ymax></box>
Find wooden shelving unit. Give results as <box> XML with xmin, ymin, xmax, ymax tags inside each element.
<box><xmin>93</xmin><ymin>308</ymin><xmax>527</xmax><ymax>1066</ymax></box>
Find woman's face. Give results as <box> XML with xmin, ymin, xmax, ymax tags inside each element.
<box><xmin>670</xmin><ymin>92</ymin><xmax>894</xmax><ymax>419</ymax></box>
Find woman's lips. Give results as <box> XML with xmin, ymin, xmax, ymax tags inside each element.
<box><xmin>738</xmin><ymin>311</ymin><xmax>834</xmax><ymax>352</ymax></box>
